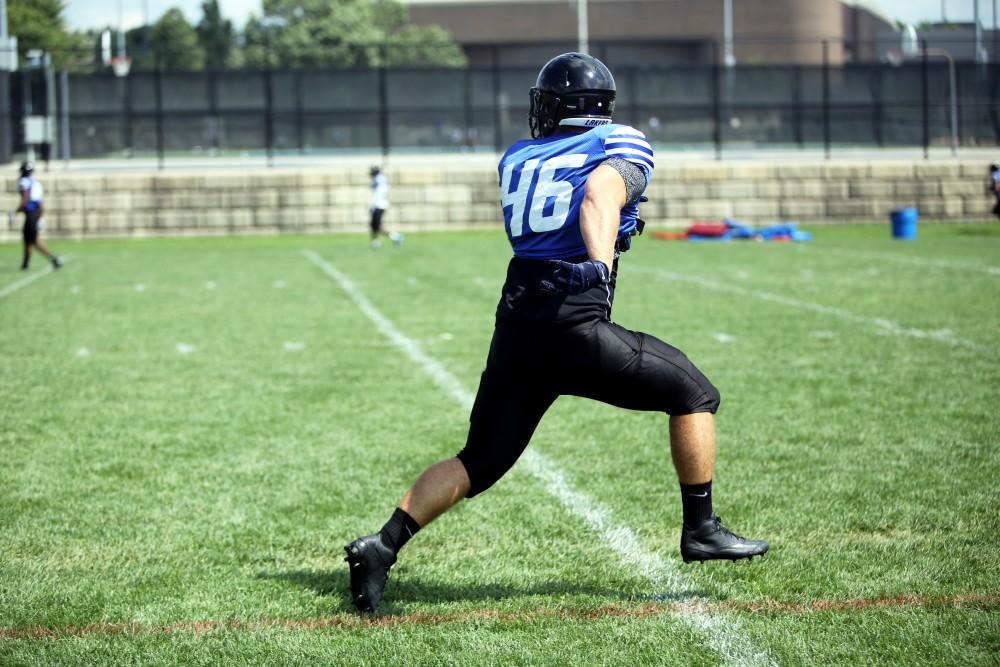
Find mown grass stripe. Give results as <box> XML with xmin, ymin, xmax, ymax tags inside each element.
<box><xmin>633</xmin><ymin>264</ymin><xmax>986</xmax><ymax>351</ymax></box>
<box><xmin>4</xmin><ymin>594</ymin><xmax>995</xmax><ymax>640</ymax></box>
<box><xmin>302</xmin><ymin>249</ymin><xmax>776</xmax><ymax>667</ymax></box>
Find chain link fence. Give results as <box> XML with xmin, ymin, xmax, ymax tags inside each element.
<box><xmin>7</xmin><ymin>40</ymin><xmax>1000</xmax><ymax>165</ymax></box>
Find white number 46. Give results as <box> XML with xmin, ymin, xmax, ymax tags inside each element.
<box><xmin>501</xmin><ymin>153</ymin><xmax>587</xmax><ymax>237</ymax></box>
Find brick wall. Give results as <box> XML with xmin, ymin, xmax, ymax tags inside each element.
<box><xmin>2</xmin><ymin>160</ymin><xmax>993</xmax><ymax>241</ymax></box>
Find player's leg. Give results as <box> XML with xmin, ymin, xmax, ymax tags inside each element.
<box><xmin>397</xmin><ymin>457</ymin><xmax>470</xmax><ymax>526</ymax></box>
<box><xmin>32</xmin><ymin>240</ymin><xmax>61</xmax><ymax>268</ymax></box>
<box><xmin>345</xmin><ymin>350</ymin><xmax>556</xmax><ymax>613</ymax></box>
<box><xmin>559</xmin><ymin>321</ymin><xmax>768</xmax><ymax>563</ymax></box>
<box><xmin>21</xmin><ymin>213</ymin><xmax>38</xmax><ymax>270</ymax></box>
<box><xmin>370</xmin><ymin>209</ymin><xmax>383</xmax><ymax>248</ymax></box>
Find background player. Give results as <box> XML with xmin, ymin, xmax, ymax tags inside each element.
<box><xmin>345</xmin><ymin>53</ymin><xmax>768</xmax><ymax>614</ymax></box>
<box><xmin>368</xmin><ymin>165</ymin><xmax>402</xmax><ymax>249</ymax></box>
<box><xmin>989</xmin><ymin>163</ymin><xmax>1000</xmax><ymax>219</ymax></box>
<box><xmin>16</xmin><ymin>162</ymin><xmax>62</xmax><ymax>271</ymax></box>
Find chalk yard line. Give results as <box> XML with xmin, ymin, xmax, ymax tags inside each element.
<box><xmin>631</xmin><ymin>265</ymin><xmax>986</xmax><ymax>352</ymax></box>
<box><xmin>801</xmin><ymin>245</ymin><xmax>1000</xmax><ymax>276</ymax></box>
<box><xmin>302</xmin><ymin>249</ymin><xmax>776</xmax><ymax>667</ymax></box>
<box><xmin>0</xmin><ymin>257</ymin><xmax>71</xmax><ymax>301</ymax></box>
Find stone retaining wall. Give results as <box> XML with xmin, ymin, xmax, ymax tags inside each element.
<box><xmin>2</xmin><ymin>160</ymin><xmax>994</xmax><ymax>240</ymax></box>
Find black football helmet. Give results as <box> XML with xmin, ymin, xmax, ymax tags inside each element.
<box><xmin>529</xmin><ymin>53</ymin><xmax>616</xmax><ymax>138</ymax></box>
<box><xmin>19</xmin><ymin>161</ymin><xmax>33</xmax><ymax>177</ymax></box>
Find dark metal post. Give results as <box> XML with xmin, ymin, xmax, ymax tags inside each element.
<box><xmin>59</xmin><ymin>69</ymin><xmax>70</xmax><ymax>162</ymax></box>
<box><xmin>121</xmin><ymin>67</ymin><xmax>131</xmax><ymax>156</ymax></box>
<box><xmin>264</xmin><ymin>65</ymin><xmax>274</xmax><ymax>167</ymax></box>
<box><xmin>207</xmin><ymin>69</ymin><xmax>219</xmax><ymax>153</ymax></box>
<box><xmin>822</xmin><ymin>40</ymin><xmax>831</xmax><ymax>160</ymax></box>
<box><xmin>711</xmin><ymin>41</ymin><xmax>722</xmax><ymax>161</ymax></box>
<box><xmin>295</xmin><ymin>69</ymin><xmax>305</xmax><ymax>154</ymax></box>
<box><xmin>873</xmin><ymin>66</ymin><xmax>884</xmax><ymax>147</ymax></box>
<box><xmin>793</xmin><ymin>65</ymin><xmax>803</xmax><ymax>147</ymax></box>
<box><xmin>492</xmin><ymin>46</ymin><xmax>503</xmax><ymax>153</ymax></box>
<box><xmin>378</xmin><ymin>46</ymin><xmax>389</xmax><ymax>158</ymax></box>
<box><xmin>922</xmin><ymin>39</ymin><xmax>929</xmax><ymax>159</ymax></box>
<box><xmin>463</xmin><ymin>66</ymin><xmax>473</xmax><ymax>151</ymax></box>
<box><xmin>154</xmin><ymin>52</ymin><xmax>164</xmax><ymax>170</ymax></box>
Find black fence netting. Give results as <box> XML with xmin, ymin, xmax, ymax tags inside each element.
<box><xmin>8</xmin><ymin>41</ymin><xmax>1000</xmax><ymax>162</ymax></box>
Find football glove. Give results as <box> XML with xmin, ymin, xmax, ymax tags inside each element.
<box><xmin>541</xmin><ymin>259</ymin><xmax>610</xmax><ymax>295</ymax></box>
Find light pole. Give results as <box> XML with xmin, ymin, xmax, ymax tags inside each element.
<box><xmin>576</xmin><ymin>0</ymin><xmax>588</xmax><ymax>54</ymax></box>
<box><xmin>975</xmin><ymin>0</ymin><xmax>983</xmax><ymax>62</ymax></box>
<box><xmin>723</xmin><ymin>0</ymin><xmax>735</xmax><ymax>67</ymax></box>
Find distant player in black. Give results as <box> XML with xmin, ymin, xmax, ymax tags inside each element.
<box><xmin>345</xmin><ymin>54</ymin><xmax>768</xmax><ymax>614</ymax></box>
<box><xmin>989</xmin><ymin>163</ymin><xmax>1000</xmax><ymax>219</ymax></box>
<box><xmin>368</xmin><ymin>166</ymin><xmax>402</xmax><ymax>249</ymax></box>
<box><xmin>16</xmin><ymin>162</ymin><xmax>62</xmax><ymax>270</ymax></box>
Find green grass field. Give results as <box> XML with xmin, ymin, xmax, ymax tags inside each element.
<box><xmin>2</xmin><ymin>224</ymin><xmax>998</xmax><ymax>665</ymax></box>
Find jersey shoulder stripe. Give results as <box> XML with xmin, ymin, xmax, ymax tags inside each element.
<box><xmin>606</xmin><ymin>147</ymin><xmax>654</xmax><ymax>168</ymax></box>
<box><xmin>601</xmin><ymin>125</ymin><xmax>654</xmax><ymax>176</ymax></box>
<box><xmin>608</xmin><ymin>126</ymin><xmax>646</xmax><ymax>138</ymax></box>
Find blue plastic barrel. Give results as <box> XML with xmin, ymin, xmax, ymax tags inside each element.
<box><xmin>890</xmin><ymin>207</ymin><xmax>918</xmax><ymax>240</ymax></box>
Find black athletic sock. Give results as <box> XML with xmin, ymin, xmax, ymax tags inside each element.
<box><xmin>379</xmin><ymin>507</ymin><xmax>421</xmax><ymax>554</ymax></box>
<box><xmin>680</xmin><ymin>481</ymin><xmax>713</xmax><ymax>528</ymax></box>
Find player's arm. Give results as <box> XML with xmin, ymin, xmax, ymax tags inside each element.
<box><xmin>580</xmin><ymin>164</ymin><xmax>627</xmax><ymax>270</ymax></box>
<box><xmin>16</xmin><ymin>189</ymin><xmax>28</xmax><ymax>213</ymax></box>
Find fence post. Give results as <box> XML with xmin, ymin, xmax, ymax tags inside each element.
<box><xmin>378</xmin><ymin>45</ymin><xmax>389</xmax><ymax>158</ymax></box>
<box><xmin>295</xmin><ymin>69</ymin><xmax>305</xmax><ymax>154</ymax></box>
<box><xmin>872</xmin><ymin>65</ymin><xmax>884</xmax><ymax>147</ymax></box>
<box><xmin>793</xmin><ymin>65</ymin><xmax>803</xmax><ymax>147</ymax></box>
<box><xmin>492</xmin><ymin>46</ymin><xmax>503</xmax><ymax>153</ymax></box>
<box><xmin>822</xmin><ymin>40</ymin><xmax>831</xmax><ymax>160</ymax></box>
<box><xmin>922</xmin><ymin>40</ymin><xmax>929</xmax><ymax>159</ymax></box>
<box><xmin>59</xmin><ymin>70</ymin><xmax>70</xmax><ymax>162</ymax></box>
<box><xmin>264</xmin><ymin>58</ymin><xmax>274</xmax><ymax>167</ymax></box>
<box><xmin>463</xmin><ymin>66</ymin><xmax>472</xmax><ymax>151</ymax></box>
<box><xmin>120</xmin><ymin>61</ymin><xmax>131</xmax><ymax>157</ymax></box>
<box><xmin>711</xmin><ymin>40</ymin><xmax>722</xmax><ymax>161</ymax></box>
<box><xmin>207</xmin><ymin>69</ymin><xmax>219</xmax><ymax>154</ymax></box>
<box><xmin>154</xmin><ymin>52</ymin><xmax>164</xmax><ymax>170</ymax></box>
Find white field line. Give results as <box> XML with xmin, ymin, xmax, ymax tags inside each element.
<box><xmin>0</xmin><ymin>257</ymin><xmax>70</xmax><ymax>300</ymax></box>
<box><xmin>802</xmin><ymin>245</ymin><xmax>1000</xmax><ymax>276</ymax></box>
<box><xmin>632</xmin><ymin>265</ymin><xmax>986</xmax><ymax>351</ymax></box>
<box><xmin>302</xmin><ymin>249</ymin><xmax>775</xmax><ymax>667</ymax></box>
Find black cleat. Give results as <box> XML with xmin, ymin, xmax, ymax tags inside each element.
<box><xmin>681</xmin><ymin>515</ymin><xmax>769</xmax><ymax>564</ymax></box>
<box><xmin>344</xmin><ymin>533</ymin><xmax>396</xmax><ymax>613</ymax></box>
<box><xmin>52</xmin><ymin>257</ymin><xmax>63</xmax><ymax>269</ymax></box>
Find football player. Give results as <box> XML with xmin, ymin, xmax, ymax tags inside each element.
<box><xmin>368</xmin><ymin>165</ymin><xmax>402</xmax><ymax>248</ymax></box>
<box><xmin>16</xmin><ymin>162</ymin><xmax>62</xmax><ymax>271</ymax></box>
<box><xmin>345</xmin><ymin>53</ymin><xmax>768</xmax><ymax>614</ymax></box>
<box><xmin>989</xmin><ymin>163</ymin><xmax>1000</xmax><ymax>218</ymax></box>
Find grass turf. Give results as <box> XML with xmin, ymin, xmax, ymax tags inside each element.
<box><xmin>1</xmin><ymin>223</ymin><xmax>998</xmax><ymax>665</ymax></box>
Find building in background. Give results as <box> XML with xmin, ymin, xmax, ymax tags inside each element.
<box><xmin>405</xmin><ymin>0</ymin><xmax>895</xmax><ymax>66</ymax></box>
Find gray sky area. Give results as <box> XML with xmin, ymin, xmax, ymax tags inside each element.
<box><xmin>63</xmin><ymin>0</ymin><xmax>1000</xmax><ymax>32</ymax></box>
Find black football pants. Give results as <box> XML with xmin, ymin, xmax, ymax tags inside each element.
<box><xmin>456</xmin><ymin>318</ymin><xmax>720</xmax><ymax>497</ymax></box>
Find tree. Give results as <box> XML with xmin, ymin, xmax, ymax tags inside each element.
<box><xmin>148</xmin><ymin>8</ymin><xmax>205</xmax><ymax>70</ymax></box>
<box><xmin>7</xmin><ymin>0</ymin><xmax>78</xmax><ymax>68</ymax></box>
<box><xmin>241</xmin><ymin>0</ymin><xmax>464</xmax><ymax>69</ymax></box>
<box><xmin>197</xmin><ymin>0</ymin><xmax>235</xmax><ymax>70</ymax></box>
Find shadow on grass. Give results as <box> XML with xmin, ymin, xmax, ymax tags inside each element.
<box><xmin>258</xmin><ymin>568</ymin><xmax>711</xmax><ymax>616</ymax></box>
<box><xmin>955</xmin><ymin>225</ymin><xmax>1000</xmax><ymax>237</ymax></box>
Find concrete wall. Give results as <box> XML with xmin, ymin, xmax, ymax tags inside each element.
<box><xmin>2</xmin><ymin>160</ymin><xmax>993</xmax><ymax>241</ymax></box>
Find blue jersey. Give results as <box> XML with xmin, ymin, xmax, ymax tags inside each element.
<box><xmin>498</xmin><ymin>124</ymin><xmax>653</xmax><ymax>260</ymax></box>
